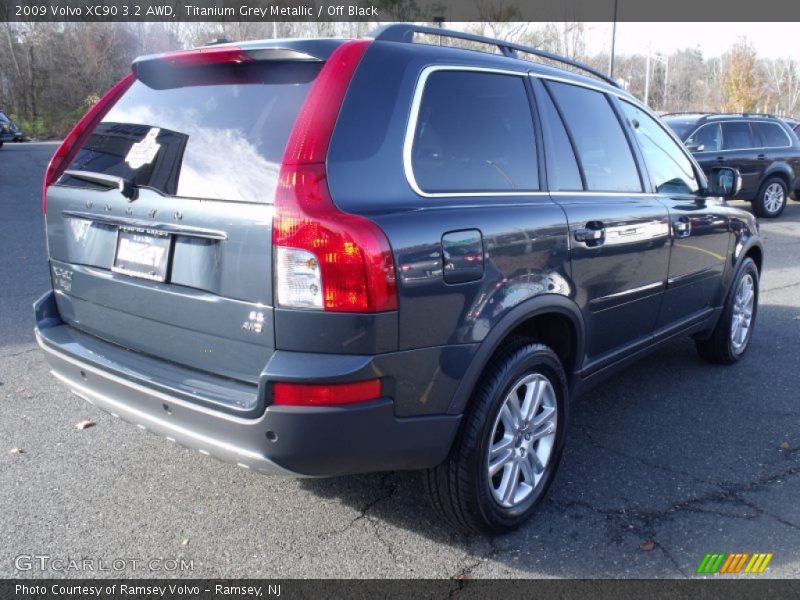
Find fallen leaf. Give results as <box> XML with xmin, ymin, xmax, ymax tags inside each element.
<box><xmin>9</xmin><ymin>448</ymin><xmax>23</xmax><ymax>455</ymax></box>
<box><xmin>75</xmin><ymin>420</ymin><xmax>96</xmax><ymax>430</ymax></box>
<box><xmin>640</xmin><ymin>540</ymin><xmax>655</xmax><ymax>552</ymax></box>
<box><xmin>780</xmin><ymin>441</ymin><xmax>791</xmax><ymax>450</ymax></box>
<box><xmin>181</xmin><ymin>539</ymin><xmax>189</xmax><ymax>546</ymax></box>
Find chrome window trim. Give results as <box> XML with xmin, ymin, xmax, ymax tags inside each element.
<box><xmin>685</xmin><ymin>119</ymin><xmax>793</xmax><ymax>151</ymax></box>
<box><xmin>402</xmin><ymin>64</ymin><xmax>710</xmax><ymax>199</ymax></box>
<box><xmin>549</xmin><ymin>191</ymin><xmax>655</xmax><ymax>197</ymax></box>
<box><xmin>532</xmin><ymin>72</ymin><xmax>634</xmax><ymax>100</ymax></box>
<box><xmin>403</xmin><ymin>65</ymin><xmax>545</xmax><ymax>198</ymax></box>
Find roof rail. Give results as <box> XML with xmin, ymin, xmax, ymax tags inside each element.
<box><xmin>662</xmin><ymin>111</ymin><xmax>787</xmax><ymax>120</ymax></box>
<box><xmin>369</xmin><ymin>23</ymin><xmax>620</xmax><ymax>89</ymax></box>
<box><xmin>660</xmin><ymin>112</ymin><xmax>708</xmax><ymax>117</ymax></box>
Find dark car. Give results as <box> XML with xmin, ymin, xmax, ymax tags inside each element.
<box><xmin>35</xmin><ymin>25</ymin><xmax>763</xmax><ymax>533</ymax></box>
<box><xmin>664</xmin><ymin>112</ymin><xmax>800</xmax><ymax>218</ymax></box>
<box><xmin>0</xmin><ymin>111</ymin><xmax>23</xmax><ymax>146</ymax></box>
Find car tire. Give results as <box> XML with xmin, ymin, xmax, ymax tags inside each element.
<box><xmin>752</xmin><ymin>177</ymin><xmax>788</xmax><ymax>218</ymax></box>
<box><xmin>696</xmin><ymin>257</ymin><xmax>759</xmax><ymax>365</ymax></box>
<box><xmin>423</xmin><ymin>339</ymin><xmax>566</xmax><ymax>534</ymax></box>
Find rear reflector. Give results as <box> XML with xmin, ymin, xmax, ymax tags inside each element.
<box><xmin>42</xmin><ymin>73</ymin><xmax>135</xmax><ymax>214</ymax></box>
<box><xmin>272</xmin><ymin>379</ymin><xmax>382</xmax><ymax>406</ymax></box>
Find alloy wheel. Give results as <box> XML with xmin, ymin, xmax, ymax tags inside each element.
<box><xmin>487</xmin><ymin>373</ymin><xmax>557</xmax><ymax>508</ymax></box>
<box><xmin>731</xmin><ymin>273</ymin><xmax>755</xmax><ymax>354</ymax></box>
<box><xmin>763</xmin><ymin>182</ymin><xmax>785</xmax><ymax>214</ymax></box>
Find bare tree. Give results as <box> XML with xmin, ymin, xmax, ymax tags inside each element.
<box><xmin>761</xmin><ymin>58</ymin><xmax>800</xmax><ymax>116</ymax></box>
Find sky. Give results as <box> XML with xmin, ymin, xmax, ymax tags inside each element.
<box><xmin>585</xmin><ymin>22</ymin><xmax>800</xmax><ymax>60</ymax></box>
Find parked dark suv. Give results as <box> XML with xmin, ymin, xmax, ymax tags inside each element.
<box><xmin>35</xmin><ymin>25</ymin><xmax>763</xmax><ymax>533</ymax></box>
<box><xmin>664</xmin><ymin>112</ymin><xmax>800</xmax><ymax>218</ymax></box>
<box><xmin>0</xmin><ymin>111</ymin><xmax>23</xmax><ymax>146</ymax></box>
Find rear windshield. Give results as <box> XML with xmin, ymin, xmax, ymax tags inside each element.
<box><xmin>59</xmin><ymin>61</ymin><xmax>321</xmax><ymax>203</ymax></box>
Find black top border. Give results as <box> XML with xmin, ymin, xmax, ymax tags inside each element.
<box><xmin>4</xmin><ymin>0</ymin><xmax>800</xmax><ymax>22</ymax></box>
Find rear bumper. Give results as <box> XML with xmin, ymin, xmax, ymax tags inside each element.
<box><xmin>35</xmin><ymin>291</ymin><xmax>460</xmax><ymax>477</ymax></box>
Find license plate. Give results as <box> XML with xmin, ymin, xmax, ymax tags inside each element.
<box><xmin>112</xmin><ymin>229</ymin><xmax>171</xmax><ymax>282</ymax></box>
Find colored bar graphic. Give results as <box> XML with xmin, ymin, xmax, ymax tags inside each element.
<box><xmin>698</xmin><ymin>552</ymin><xmax>773</xmax><ymax>574</ymax></box>
<box><xmin>733</xmin><ymin>553</ymin><xmax>750</xmax><ymax>573</ymax></box>
<box><xmin>719</xmin><ymin>553</ymin><xmax>736</xmax><ymax>573</ymax></box>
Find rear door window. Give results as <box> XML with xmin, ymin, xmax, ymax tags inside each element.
<box><xmin>411</xmin><ymin>70</ymin><xmax>539</xmax><ymax>193</ymax></box>
<box><xmin>546</xmin><ymin>81</ymin><xmax>642</xmax><ymax>193</ymax></box>
<box><xmin>753</xmin><ymin>122</ymin><xmax>791</xmax><ymax>148</ymax></box>
<box><xmin>721</xmin><ymin>121</ymin><xmax>755</xmax><ymax>150</ymax></box>
<box><xmin>59</xmin><ymin>61</ymin><xmax>321</xmax><ymax>203</ymax></box>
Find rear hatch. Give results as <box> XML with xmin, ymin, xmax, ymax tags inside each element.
<box><xmin>44</xmin><ymin>49</ymin><xmax>323</xmax><ymax>387</ymax></box>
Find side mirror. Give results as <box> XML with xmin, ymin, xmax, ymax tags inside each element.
<box><xmin>707</xmin><ymin>167</ymin><xmax>742</xmax><ymax>199</ymax></box>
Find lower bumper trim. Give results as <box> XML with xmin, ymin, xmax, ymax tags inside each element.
<box><xmin>35</xmin><ymin>292</ymin><xmax>461</xmax><ymax>478</ymax></box>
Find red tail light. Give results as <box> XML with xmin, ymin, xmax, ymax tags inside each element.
<box><xmin>159</xmin><ymin>47</ymin><xmax>254</xmax><ymax>66</ymax></box>
<box><xmin>273</xmin><ymin>379</ymin><xmax>382</xmax><ymax>406</ymax></box>
<box><xmin>42</xmin><ymin>73</ymin><xmax>134</xmax><ymax>214</ymax></box>
<box><xmin>273</xmin><ymin>40</ymin><xmax>397</xmax><ymax>313</ymax></box>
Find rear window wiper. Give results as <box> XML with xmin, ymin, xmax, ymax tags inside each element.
<box><xmin>63</xmin><ymin>170</ymin><xmax>137</xmax><ymax>201</ymax></box>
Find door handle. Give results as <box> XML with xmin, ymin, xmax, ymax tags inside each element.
<box><xmin>757</xmin><ymin>153</ymin><xmax>766</xmax><ymax>160</ymax></box>
<box><xmin>716</xmin><ymin>156</ymin><xmax>725</xmax><ymax>162</ymax></box>
<box><xmin>673</xmin><ymin>217</ymin><xmax>691</xmax><ymax>238</ymax></box>
<box><xmin>574</xmin><ymin>224</ymin><xmax>605</xmax><ymax>246</ymax></box>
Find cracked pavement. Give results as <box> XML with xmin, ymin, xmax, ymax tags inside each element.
<box><xmin>1</xmin><ymin>143</ymin><xmax>799</xmax><ymax>578</ymax></box>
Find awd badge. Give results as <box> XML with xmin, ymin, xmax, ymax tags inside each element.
<box><xmin>242</xmin><ymin>311</ymin><xmax>264</xmax><ymax>334</ymax></box>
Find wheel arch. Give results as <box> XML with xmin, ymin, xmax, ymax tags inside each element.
<box><xmin>762</xmin><ymin>164</ymin><xmax>793</xmax><ymax>192</ymax></box>
<box><xmin>446</xmin><ymin>295</ymin><xmax>585</xmax><ymax>415</ymax></box>
<box><xmin>743</xmin><ymin>243</ymin><xmax>763</xmax><ymax>274</ymax></box>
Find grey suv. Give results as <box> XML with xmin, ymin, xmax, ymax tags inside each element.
<box><xmin>35</xmin><ymin>25</ymin><xmax>763</xmax><ymax>533</ymax></box>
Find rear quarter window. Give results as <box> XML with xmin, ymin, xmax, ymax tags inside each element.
<box><xmin>410</xmin><ymin>70</ymin><xmax>539</xmax><ymax>194</ymax></box>
<box><xmin>753</xmin><ymin>122</ymin><xmax>791</xmax><ymax>148</ymax></box>
<box><xmin>59</xmin><ymin>61</ymin><xmax>321</xmax><ymax>203</ymax></box>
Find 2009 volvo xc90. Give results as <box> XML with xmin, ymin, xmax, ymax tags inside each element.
<box><xmin>36</xmin><ymin>24</ymin><xmax>763</xmax><ymax>533</ymax></box>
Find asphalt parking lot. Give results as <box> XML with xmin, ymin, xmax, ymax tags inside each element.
<box><xmin>1</xmin><ymin>141</ymin><xmax>799</xmax><ymax>579</ymax></box>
